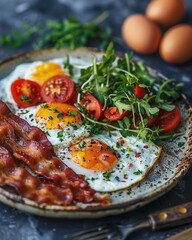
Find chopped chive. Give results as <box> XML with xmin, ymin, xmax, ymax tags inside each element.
<box><xmin>68</xmin><ymin>111</ymin><xmax>78</xmax><ymax>117</ymax></box>
<box><xmin>133</xmin><ymin>170</ymin><xmax>143</xmax><ymax>175</ymax></box>
<box><xmin>57</xmin><ymin>112</ymin><xmax>64</xmax><ymax>118</ymax></box>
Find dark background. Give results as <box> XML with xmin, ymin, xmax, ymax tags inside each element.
<box><xmin>0</xmin><ymin>0</ymin><xmax>191</xmax><ymax>239</ymax></box>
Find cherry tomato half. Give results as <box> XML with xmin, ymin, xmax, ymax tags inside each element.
<box><xmin>11</xmin><ymin>78</ymin><xmax>42</xmax><ymax>108</ymax></box>
<box><xmin>156</xmin><ymin>106</ymin><xmax>181</xmax><ymax>133</ymax></box>
<box><xmin>134</xmin><ymin>84</ymin><xmax>148</xmax><ymax>99</ymax></box>
<box><xmin>81</xmin><ymin>92</ymin><xmax>103</xmax><ymax>120</ymax></box>
<box><xmin>104</xmin><ymin>106</ymin><xmax>129</xmax><ymax>121</ymax></box>
<box><xmin>41</xmin><ymin>75</ymin><xmax>75</xmax><ymax>103</ymax></box>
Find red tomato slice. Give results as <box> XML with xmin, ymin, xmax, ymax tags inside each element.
<box><xmin>11</xmin><ymin>78</ymin><xmax>42</xmax><ymax>108</ymax></box>
<box><xmin>134</xmin><ymin>84</ymin><xmax>148</xmax><ymax>99</ymax></box>
<box><xmin>156</xmin><ymin>106</ymin><xmax>181</xmax><ymax>133</ymax></box>
<box><xmin>81</xmin><ymin>92</ymin><xmax>103</xmax><ymax>120</ymax></box>
<box><xmin>41</xmin><ymin>75</ymin><xmax>75</xmax><ymax>103</ymax></box>
<box><xmin>104</xmin><ymin>106</ymin><xmax>129</xmax><ymax>121</ymax></box>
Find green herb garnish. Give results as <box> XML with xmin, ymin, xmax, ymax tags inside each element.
<box><xmin>42</xmin><ymin>104</ymin><xmax>49</xmax><ymax>109</ymax></box>
<box><xmin>57</xmin><ymin>131</ymin><xmax>63</xmax><ymax>140</ymax></box>
<box><xmin>68</xmin><ymin>111</ymin><xmax>78</xmax><ymax>117</ymax></box>
<box><xmin>52</xmin><ymin>108</ymin><xmax>59</xmax><ymax>113</ymax></box>
<box><xmin>78</xmin><ymin>141</ymin><xmax>86</xmax><ymax>149</ymax></box>
<box><xmin>178</xmin><ymin>142</ymin><xmax>185</xmax><ymax>147</ymax></box>
<box><xmin>45</xmin><ymin>131</ymin><xmax>51</xmax><ymax>137</ymax></box>
<box><xmin>133</xmin><ymin>170</ymin><xmax>143</xmax><ymax>175</ymax></box>
<box><xmin>103</xmin><ymin>171</ymin><xmax>112</xmax><ymax>180</ymax></box>
<box><xmin>57</xmin><ymin>112</ymin><xmax>64</xmax><ymax>118</ymax></box>
<box><xmin>20</xmin><ymin>96</ymin><xmax>33</xmax><ymax>104</ymax></box>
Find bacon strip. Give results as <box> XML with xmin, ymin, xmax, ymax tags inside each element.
<box><xmin>0</xmin><ymin>100</ymin><xmax>108</xmax><ymax>205</ymax></box>
<box><xmin>0</xmin><ymin>146</ymin><xmax>73</xmax><ymax>205</ymax></box>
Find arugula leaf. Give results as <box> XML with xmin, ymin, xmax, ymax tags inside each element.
<box><xmin>114</xmin><ymin>100</ymin><xmax>132</xmax><ymax>113</ymax></box>
<box><xmin>155</xmin><ymin>80</ymin><xmax>183</xmax><ymax>104</ymax></box>
<box><xmin>160</xmin><ymin>104</ymin><xmax>176</xmax><ymax>111</ymax></box>
<box><xmin>63</xmin><ymin>55</ymin><xmax>74</xmax><ymax>77</ymax></box>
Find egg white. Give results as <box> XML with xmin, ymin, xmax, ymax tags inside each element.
<box><xmin>57</xmin><ymin>131</ymin><xmax>162</xmax><ymax>192</ymax></box>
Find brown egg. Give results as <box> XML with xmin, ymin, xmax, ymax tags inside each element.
<box><xmin>146</xmin><ymin>0</ymin><xmax>185</xmax><ymax>27</ymax></box>
<box><xmin>160</xmin><ymin>25</ymin><xmax>192</xmax><ymax>64</ymax></box>
<box><xmin>122</xmin><ymin>14</ymin><xmax>162</xmax><ymax>54</ymax></box>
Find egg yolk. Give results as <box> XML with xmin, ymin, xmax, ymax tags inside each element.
<box><xmin>35</xmin><ymin>103</ymin><xmax>82</xmax><ymax>129</ymax></box>
<box><xmin>29</xmin><ymin>62</ymin><xmax>66</xmax><ymax>85</ymax></box>
<box><xmin>70</xmin><ymin>139</ymin><xmax>118</xmax><ymax>171</ymax></box>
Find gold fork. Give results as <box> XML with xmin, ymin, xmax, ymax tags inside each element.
<box><xmin>64</xmin><ymin>201</ymin><xmax>192</xmax><ymax>240</ymax></box>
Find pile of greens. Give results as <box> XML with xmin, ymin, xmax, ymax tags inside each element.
<box><xmin>0</xmin><ymin>13</ymin><xmax>111</xmax><ymax>50</ymax></box>
<box><xmin>72</xmin><ymin>43</ymin><xmax>183</xmax><ymax>143</ymax></box>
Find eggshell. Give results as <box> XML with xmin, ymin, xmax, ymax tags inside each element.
<box><xmin>146</xmin><ymin>0</ymin><xmax>185</xmax><ymax>27</ymax></box>
<box><xmin>122</xmin><ymin>14</ymin><xmax>162</xmax><ymax>54</ymax></box>
<box><xmin>160</xmin><ymin>24</ymin><xmax>192</xmax><ymax>64</ymax></box>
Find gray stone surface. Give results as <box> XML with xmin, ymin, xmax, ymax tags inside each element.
<box><xmin>0</xmin><ymin>0</ymin><xmax>191</xmax><ymax>239</ymax></box>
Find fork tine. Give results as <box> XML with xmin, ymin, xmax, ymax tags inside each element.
<box><xmin>77</xmin><ymin>228</ymin><xmax>111</xmax><ymax>240</ymax></box>
<box><xmin>68</xmin><ymin>224</ymin><xmax>108</xmax><ymax>236</ymax></box>
<box><xmin>66</xmin><ymin>224</ymin><xmax>116</xmax><ymax>240</ymax></box>
<box><xmin>67</xmin><ymin>224</ymin><xmax>109</xmax><ymax>237</ymax></box>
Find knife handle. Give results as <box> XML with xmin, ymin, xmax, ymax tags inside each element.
<box><xmin>148</xmin><ymin>201</ymin><xmax>192</xmax><ymax>230</ymax></box>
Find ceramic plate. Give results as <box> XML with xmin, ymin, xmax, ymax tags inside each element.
<box><xmin>0</xmin><ymin>48</ymin><xmax>191</xmax><ymax>218</ymax></box>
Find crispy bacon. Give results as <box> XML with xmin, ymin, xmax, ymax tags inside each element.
<box><xmin>0</xmin><ymin>100</ymin><xmax>108</xmax><ymax>205</ymax></box>
<box><xmin>0</xmin><ymin>146</ymin><xmax>73</xmax><ymax>205</ymax></box>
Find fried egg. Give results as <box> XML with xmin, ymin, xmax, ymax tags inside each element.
<box><xmin>16</xmin><ymin>103</ymin><xmax>89</xmax><ymax>147</ymax></box>
<box><xmin>57</xmin><ymin>131</ymin><xmax>162</xmax><ymax>192</ymax></box>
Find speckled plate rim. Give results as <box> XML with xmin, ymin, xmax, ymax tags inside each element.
<box><xmin>0</xmin><ymin>48</ymin><xmax>191</xmax><ymax>218</ymax></box>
